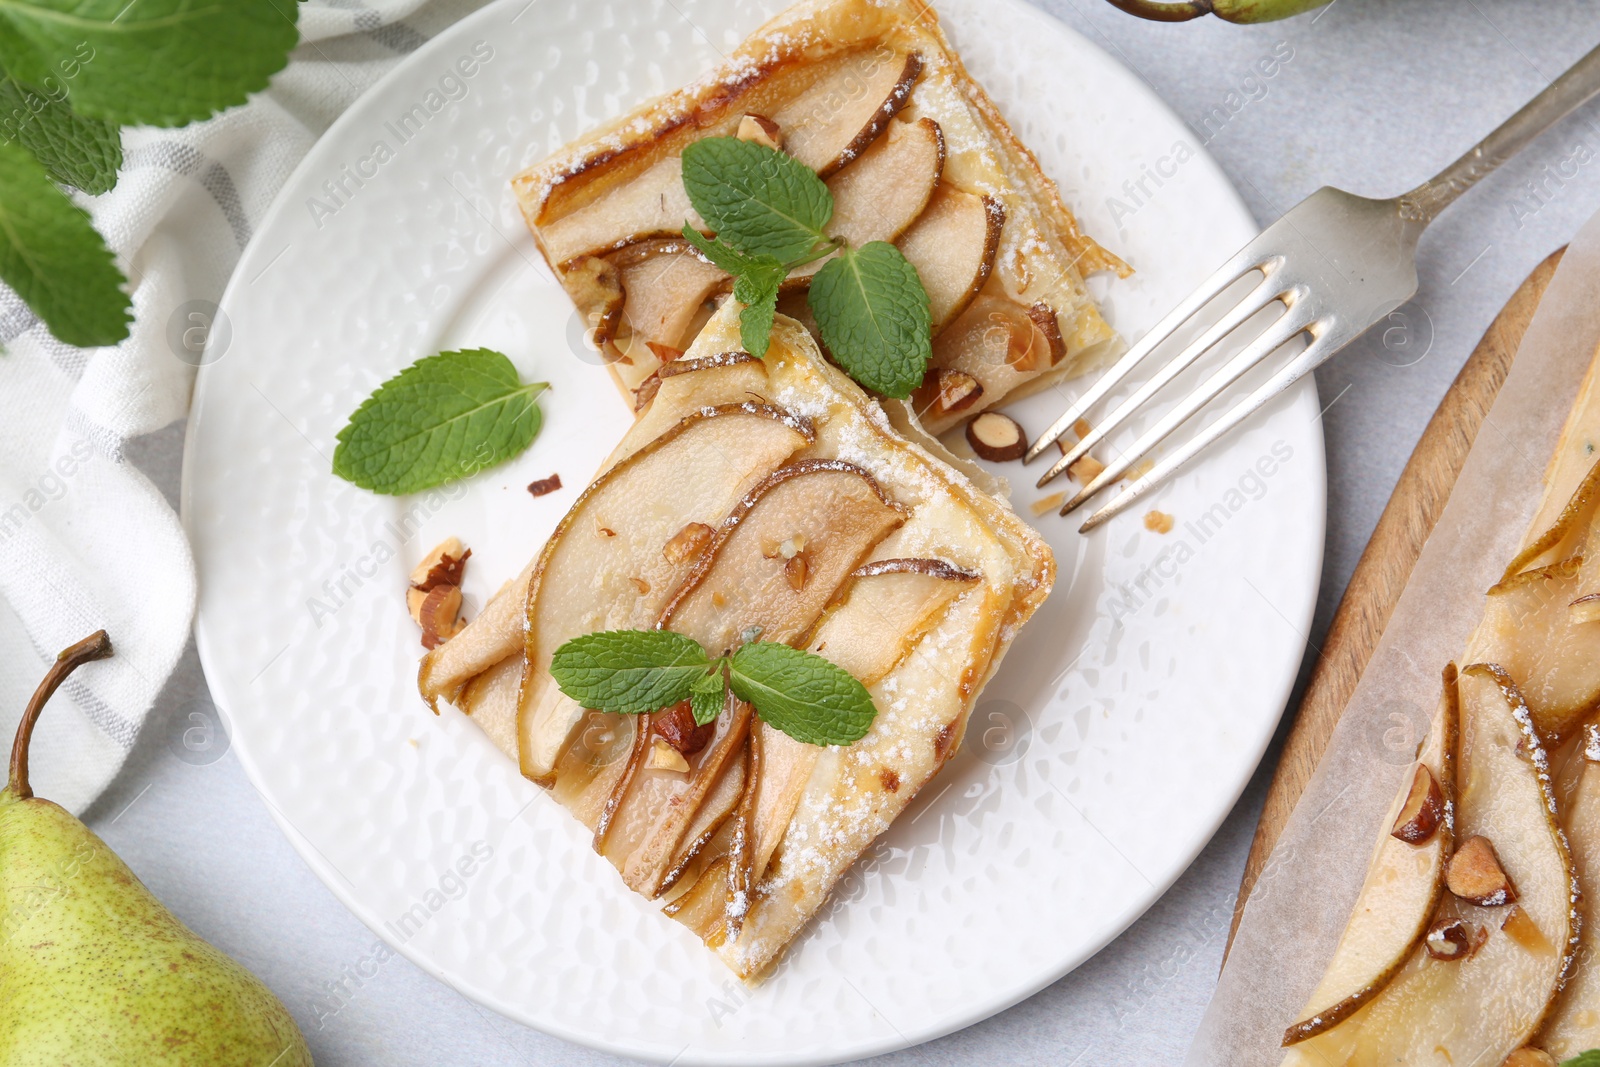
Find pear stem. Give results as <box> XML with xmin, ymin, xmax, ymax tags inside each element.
<box><xmin>8</xmin><ymin>630</ymin><xmax>112</xmax><ymax>799</ymax></box>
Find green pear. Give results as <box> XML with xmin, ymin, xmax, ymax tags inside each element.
<box><xmin>0</xmin><ymin>631</ymin><xmax>313</xmax><ymax>1066</ymax></box>
<box><xmin>1105</xmin><ymin>0</ymin><xmax>1328</xmax><ymax>22</ymax></box>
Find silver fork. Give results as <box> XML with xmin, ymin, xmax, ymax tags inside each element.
<box><xmin>1030</xmin><ymin>42</ymin><xmax>1600</xmax><ymax>533</ymax></box>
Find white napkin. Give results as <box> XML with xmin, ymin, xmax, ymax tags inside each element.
<box><xmin>0</xmin><ymin>0</ymin><xmax>491</xmax><ymax>812</ymax></box>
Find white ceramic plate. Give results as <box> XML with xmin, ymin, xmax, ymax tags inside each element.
<box><xmin>184</xmin><ymin>1</ymin><xmax>1324</xmax><ymax>1062</ymax></box>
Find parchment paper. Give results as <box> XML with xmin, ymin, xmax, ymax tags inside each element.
<box><xmin>1188</xmin><ymin>206</ymin><xmax>1600</xmax><ymax>1066</ymax></box>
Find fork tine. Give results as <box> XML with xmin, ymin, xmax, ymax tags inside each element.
<box><xmin>1024</xmin><ymin>248</ymin><xmax>1278</xmax><ymax>462</ymax></box>
<box><xmin>1077</xmin><ymin>333</ymin><xmax>1330</xmax><ymax>533</ymax></box>
<box><xmin>1058</xmin><ymin>299</ymin><xmax>1316</xmax><ymax>517</ymax></box>
<box><xmin>1036</xmin><ymin>272</ymin><xmax>1284</xmax><ymax>488</ymax></box>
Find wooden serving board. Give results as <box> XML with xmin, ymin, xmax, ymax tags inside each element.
<box><xmin>1226</xmin><ymin>245</ymin><xmax>1568</xmax><ymax>952</ymax></box>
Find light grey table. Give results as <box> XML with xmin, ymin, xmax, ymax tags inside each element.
<box><xmin>107</xmin><ymin>1</ymin><xmax>1600</xmax><ymax>1062</ymax></box>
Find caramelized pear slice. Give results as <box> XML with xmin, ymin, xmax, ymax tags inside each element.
<box><xmin>738</xmin><ymin>558</ymin><xmax>982</xmax><ymax>888</ymax></box>
<box><xmin>818</xmin><ymin>118</ymin><xmax>943</xmax><ymax>250</ymax></box>
<box><xmin>1285</xmin><ymin>665</ymin><xmax>1577</xmax><ymax>1064</ymax></box>
<box><xmin>771</xmin><ymin>51</ymin><xmax>922</xmax><ymax>177</ymax></box>
<box><xmin>896</xmin><ymin>183</ymin><xmax>1004</xmax><ymax>331</ymax></box>
<box><xmin>540</xmin><ymin>155</ymin><xmax>701</xmax><ymax>268</ymax></box>
<box><xmin>1500</xmin><ymin>457</ymin><xmax>1600</xmax><ymax>580</ymax></box>
<box><xmin>660</xmin><ymin>460</ymin><xmax>905</xmax><ymax>654</ymax></box>
<box><xmin>609</xmin><ymin>240</ymin><xmax>729</xmax><ymax>391</ymax></box>
<box><xmin>417</xmin><ymin>558</ymin><xmax>536</xmax><ymax>710</ymax></box>
<box><xmin>809</xmin><ymin>558</ymin><xmax>980</xmax><ymax>688</ymax></box>
<box><xmin>454</xmin><ymin>652</ymin><xmax>522</xmax><ymax>760</ymax></box>
<box><xmin>517</xmin><ymin>404</ymin><xmax>812</xmax><ymax>781</ymax></box>
<box><xmin>1536</xmin><ymin>732</ymin><xmax>1600</xmax><ymax>1057</ymax></box>
<box><xmin>630</xmin><ymin>352</ymin><xmax>767</xmax><ymax>444</ymax></box>
<box><xmin>1282</xmin><ymin>669</ymin><xmax>1457</xmax><ymax>1045</ymax></box>
<box><xmin>602</xmin><ymin>697</ymin><xmax>753</xmax><ymax>895</ymax></box>
<box><xmin>1471</xmin><ymin>558</ymin><xmax>1600</xmax><ymax>744</ymax></box>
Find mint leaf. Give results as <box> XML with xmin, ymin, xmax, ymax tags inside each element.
<box><xmin>550</xmin><ymin>631</ymin><xmax>709</xmax><ymax>716</ymax></box>
<box><xmin>333</xmin><ymin>349</ymin><xmax>547</xmax><ymax>496</ymax></box>
<box><xmin>682</xmin><ymin>224</ymin><xmax>785</xmax><ymax>358</ymax></box>
<box><xmin>689</xmin><ymin>667</ymin><xmax>727</xmax><ymax>726</ymax></box>
<box><xmin>808</xmin><ymin>242</ymin><xmax>932</xmax><ymax>399</ymax></box>
<box><xmin>0</xmin><ymin>74</ymin><xmax>120</xmax><ymax>194</ymax></box>
<box><xmin>0</xmin><ymin>0</ymin><xmax>300</xmax><ymax>127</ymax></box>
<box><xmin>1560</xmin><ymin>1053</ymin><xmax>1600</xmax><ymax>1067</ymax></box>
<box><xmin>733</xmin><ymin>262</ymin><xmax>784</xmax><ymax>358</ymax></box>
<box><xmin>0</xmin><ymin>138</ymin><xmax>127</xmax><ymax>346</ymax></box>
<box><xmin>730</xmin><ymin>642</ymin><xmax>877</xmax><ymax>746</ymax></box>
<box><xmin>681</xmin><ymin>137</ymin><xmax>831</xmax><ymax>263</ymax></box>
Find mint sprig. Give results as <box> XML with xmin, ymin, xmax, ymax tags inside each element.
<box><xmin>333</xmin><ymin>349</ymin><xmax>548</xmax><ymax>496</ymax></box>
<box><xmin>549</xmin><ymin>631</ymin><xmax>711</xmax><ymax>717</ymax></box>
<box><xmin>681</xmin><ymin>137</ymin><xmax>833</xmax><ymax>263</ymax></box>
<box><xmin>0</xmin><ymin>138</ymin><xmax>128</xmax><ymax>346</ymax></box>
<box><xmin>1561</xmin><ymin>1053</ymin><xmax>1600</xmax><ymax>1067</ymax></box>
<box><xmin>679</xmin><ymin>137</ymin><xmax>932</xmax><ymax>396</ymax></box>
<box><xmin>549</xmin><ymin>629</ymin><xmax>878</xmax><ymax>747</ymax></box>
<box><xmin>0</xmin><ymin>74</ymin><xmax>121</xmax><ymax>194</ymax></box>
<box><xmin>810</xmin><ymin>243</ymin><xmax>932</xmax><ymax>400</ymax></box>
<box><xmin>0</xmin><ymin>0</ymin><xmax>300</xmax><ymax>348</ymax></box>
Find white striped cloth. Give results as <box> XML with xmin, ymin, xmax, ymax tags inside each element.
<box><xmin>0</xmin><ymin>0</ymin><xmax>490</xmax><ymax>812</ymax></box>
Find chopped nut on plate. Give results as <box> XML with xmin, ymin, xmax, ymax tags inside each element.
<box><xmin>527</xmin><ymin>473</ymin><xmax>562</xmax><ymax>497</ymax></box>
<box><xmin>1143</xmin><ymin>510</ymin><xmax>1175</xmax><ymax>534</ymax></box>
<box><xmin>966</xmin><ymin>411</ymin><xmax>1026</xmax><ymax>461</ymax></box>
<box><xmin>1068</xmin><ymin>454</ymin><xmax>1105</xmax><ymax>485</ymax></box>
<box><xmin>408</xmin><ymin>537</ymin><xmax>471</xmax><ymax>648</ymax></box>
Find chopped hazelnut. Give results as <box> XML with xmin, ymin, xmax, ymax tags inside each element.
<box><xmin>1424</xmin><ymin>917</ymin><xmax>1484</xmax><ymax>961</ymax></box>
<box><xmin>527</xmin><ymin>473</ymin><xmax>562</xmax><ymax>497</ymax></box>
<box><xmin>785</xmin><ymin>552</ymin><xmax>809</xmax><ymax>591</ymax></box>
<box><xmin>1029</xmin><ymin>491</ymin><xmax>1067</xmax><ymax>517</ymax></box>
<box><xmin>736</xmin><ymin>113</ymin><xmax>783</xmax><ymax>151</ymax></box>
<box><xmin>419</xmin><ymin>585</ymin><xmax>464</xmax><ymax>650</ymax></box>
<box><xmin>932</xmin><ymin>369</ymin><xmax>983</xmax><ymax>414</ymax></box>
<box><xmin>1068</xmin><ymin>454</ymin><xmax>1106</xmax><ymax>486</ymax></box>
<box><xmin>631</xmin><ymin>577</ymin><xmax>651</xmax><ymax>596</ymax></box>
<box><xmin>655</xmin><ymin>700</ymin><xmax>715</xmax><ymax>755</ymax></box>
<box><xmin>1143</xmin><ymin>510</ymin><xmax>1175</xmax><ymax>535</ymax></box>
<box><xmin>663</xmin><ymin>522</ymin><xmax>715</xmax><ymax>565</ymax></box>
<box><xmin>1390</xmin><ymin>764</ymin><xmax>1444</xmax><ymax>845</ymax></box>
<box><xmin>409</xmin><ymin>537</ymin><xmax>470</xmax><ymax>591</ymax></box>
<box><xmin>966</xmin><ymin>411</ymin><xmax>1027</xmax><ymax>462</ymax></box>
<box><xmin>648</xmin><ymin>738</ymin><xmax>692</xmax><ymax>773</ymax></box>
<box><xmin>1447</xmin><ymin>835</ymin><xmax>1518</xmax><ymax>906</ymax></box>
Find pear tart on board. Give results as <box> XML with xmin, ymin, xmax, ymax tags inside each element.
<box><xmin>418</xmin><ymin>300</ymin><xmax>1052</xmax><ymax>978</ymax></box>
<box><xmin>510</xmin><ymin>0</ymin><xmax>1126</xmax><ymax>434</ymax></box>
<box><xmin>1280</xmin><ymin>343</ymin><xmax>1600</xmax><ymax>1063</ymax></box>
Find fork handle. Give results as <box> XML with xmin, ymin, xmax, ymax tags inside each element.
<box><xmin>1402</xmin><ymin>43</ymin><xmax>1600</xmax><ymax>223</ymax></box>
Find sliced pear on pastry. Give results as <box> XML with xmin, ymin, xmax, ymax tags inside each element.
<box><xmin>631</xmin><ymin>351</ymin><xmax>767</xmax><ymax>441</ymax></box>
<box><xmin>821</xmin><ymin>117</ymin><xmax>943</xmax><ymax>247</ymax></box>
<box><xmin>537</xmin><ymin>155</ymin><xmax>702</xmax><ymax>268</ymax></box>
<box><xmin>453</xmin><ymin>652</ymin><xmax>522</xmax><ymax>759</ymax></box>
<box><xmin>659</xmin><ymin>460</ymin><xmax>906</xmax><ymax>654</ymax></box>
<box><xmin>1284</xmin><ymin>665</ymin><xmax>1578</xmax><ymax>1065</ymax></box>
<box><xmin>1471</xmin><ymin>559</ymin><xmax>1600</xmax><ymax>744</ymax></box>
<box><xmin>603</xmin><ymin>699</ymin><xmax>754</xmax><ymax>895</ymax></box>
<box><xmin>896</xmin><ymin>183</ymin><xmax>1004</xmax><ymax>331</ymax></box>
<box><xmin>606</xmin><ymin>239</ymin><xmax>729</xmax><ymax>392</ymax></box>
<box><xmin>1281</xmin><ymin>669</ymin><xmax>1458</xmax><ymax>1046</ymax></box>
<box><xmin>1536</xmin><ymin>724</ymin><xmax>1600</xmax><ymax>1058</ymax></box>
<box><xmin>417</xmin><ymin>557</ymin><xmax>536</xmax><ymax>710</ymax></box>
<box><xmin>741</xmin><ymin>558</ymin><xmax>981</xmax><ymax>889</ymax></box>
<box><xmin>517</xmin><ymin>404</ymin><xmax>813</xmax><ymax>781</ymax></box>
<box><xmin>771</xmin><ymin>50</ymin><xmax>922</xmax><ymax>177</ymax></box>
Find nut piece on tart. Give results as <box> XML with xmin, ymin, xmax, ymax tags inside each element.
<box><xmin>1281</xmin><ymin>350</ymin><xmax>1600</xmax><ymax>1063</ymax></box>
<box><xmin>420</xmin><ymin>302</ymin><xmax>1053</xmax><ymax>978</ymax></box>
<box><xmin>511</xmin><ymin>0</ymin><xmax>1125</xmax><ymax>432</ymax></box>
